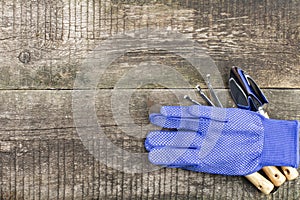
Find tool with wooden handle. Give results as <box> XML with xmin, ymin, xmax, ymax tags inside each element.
<box><xmin>281</xmin><ymin>166</ymin><xmax>299</xmax><ymax>180</ymax></box>
<box><xmin>229</xmin><ymin>66</ymin><xmax>299</xmax><ymax>181</ymax></box>
<box><xmin>245</xmin><ymin>172</ymin><xmax>274</xmax><ymax>194</ymax></box>
<box><xmin>229</xmin><ymin>66</ymin><xmax>288</xmax><ymax>187</ymax></box>
<box><xmin>194</xmin><ymin>83</ymin><xmax>275</xmax><ymax>193</ymax></box>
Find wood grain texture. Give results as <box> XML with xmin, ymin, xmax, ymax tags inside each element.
<box><xmin>0</xmin><ymin>0</ymin><xmax>299</xmax><ymax>199</ymax></box>
<box><xmin>0</xmin><ymin>89</ymin><xmax>300</xmax><ymax>199</ymax></box>
<box><xmin>0</xmin><ymin>0</ymin><xmax>298</xmax><ymax>89</ymax></box>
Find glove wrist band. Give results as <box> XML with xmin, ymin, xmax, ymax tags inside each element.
<box><xmin>261</xmin><ymin>118</ymin><xmax>299</xmax><ymax>168</ymax></box>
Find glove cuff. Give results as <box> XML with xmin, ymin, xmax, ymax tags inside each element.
<box><xmin>261</xmin><ymin>118</ymin><xmax>299</xmax><ymax>168</ymax></box>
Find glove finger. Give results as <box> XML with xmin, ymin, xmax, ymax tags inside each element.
<box><xmin>145</xmin><ymin>131</ymin><xmax>205</xmax><ymax>151</ymax></box>
<box><xmin>160</xmin><ymin>105</ymin><xmax>227</xmax><ymax>122</ymax></box>
<box><xmin>148</xmin><ymin>147</ymin><xmax>203</xmax><ymax>166</ymax></box>
<box><xmin>149</xmin><ymin>113</ymin><xmax>210</xmax><ymax>132</ymax></box>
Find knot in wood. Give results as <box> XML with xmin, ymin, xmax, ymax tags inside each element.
<box><xmin>18</xmin><ymin>50</ymin><xmax>31</xmax><ymax>64</ymax></box>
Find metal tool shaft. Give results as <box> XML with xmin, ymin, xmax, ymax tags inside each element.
<box><xmin>206</xmin><ymin>74</ymin><xmax>223</xmax><ymax>108</ymax></box>
<box><xmin>196</xmin><ymin>85</ymin><xmax>215</xmax><ymax>107</ymax></box>
<box><xmin>184</xmin><ymin>95</ymin><xmax>201</xmax><ymax>105</ymax></box>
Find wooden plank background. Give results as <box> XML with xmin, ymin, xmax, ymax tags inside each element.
<box><xmin>0</xmin><ymin>0</ymin><xmax>299</xmax><ymax>199</ymax></box>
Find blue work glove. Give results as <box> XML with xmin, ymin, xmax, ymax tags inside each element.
<box><xmin>145</xmin><ymin>105</ymin><xmax>299</xmax><ymax>176</ymax></box>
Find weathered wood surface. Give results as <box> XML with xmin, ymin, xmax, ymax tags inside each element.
<box><xmin>0</xmin><ymin>89</ymin><xmax>300</xmax><ymax>200</ymax></box>
<box><xmin>0</xmin><ymin>0</ymin><xmax>299</xmax><ymax>89</ymax></box>
<box><xmin>0</xmin><ymin>0</ymin><xmax>299</xmax><ymax>199</ymax></box>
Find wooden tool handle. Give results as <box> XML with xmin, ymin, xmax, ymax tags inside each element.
<box><xmin>281</xmin><ymin>166</ymin><xmax>299</xmax><ymax>180</ymax></box>
<box><xmin>262</xmin><ymin>166</ymin><xmax>286</xmax><ymax>187</ymax></box>
<box><xmin>245</xmin><ymin>172</ymin><xmax>274</xmax><ymax>194</ymax></box>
